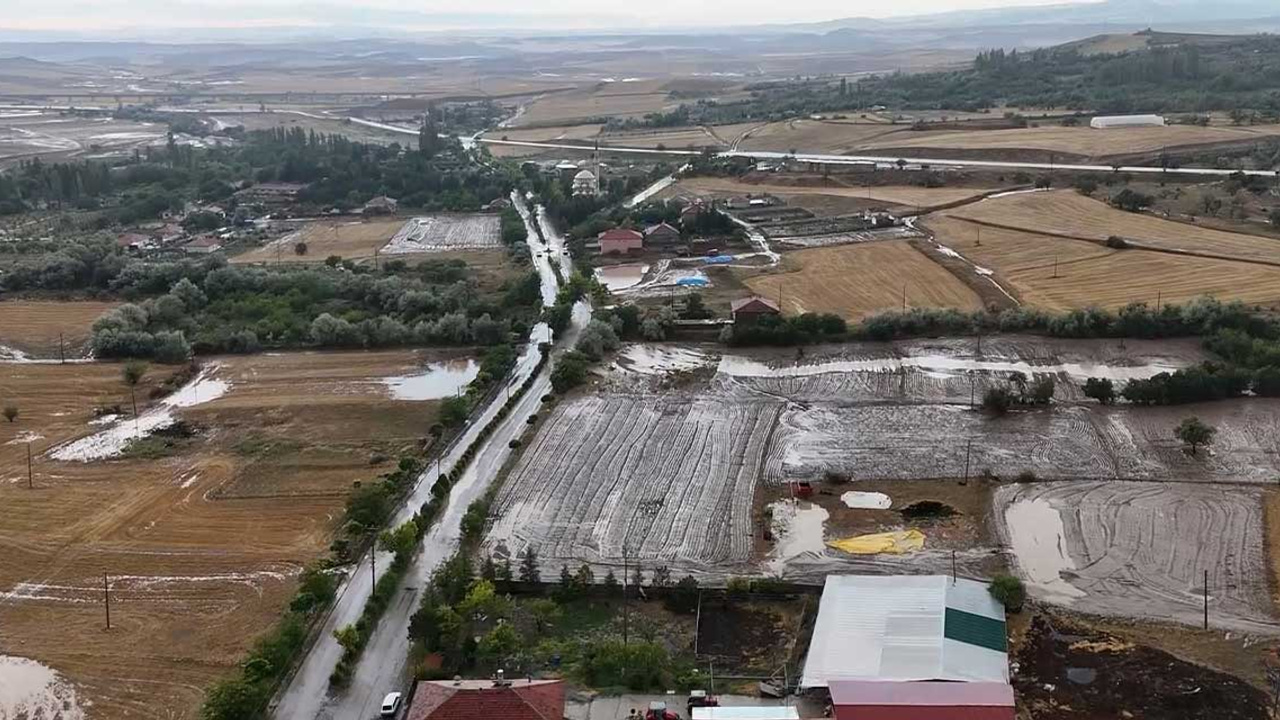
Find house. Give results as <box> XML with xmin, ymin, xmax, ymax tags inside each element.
<box><xmin>1090</xmin><ymin>114</ymin><xmax>1165</xmax><ymax>129</ymax></box>
<box><xmin>830</xmin><ymin>681</ymin><xmax>1014</xmax><ymax>720</ymax></box>
<box><xmin>116</xmin><ymin>232</ymin><xmax>150</xmax><ymax>252</ymax></box>
<box><xmin>182</xmin><ymin>236</ymin><xmax>223</xmax><ymax>255</ymax></box>
<box><xmin>363</xmin><ymin>196</ymin><xmax>399</xmax><ymax>215</ymax></box>
<box><xmin>554</xmin><ymin>161</ymin><xmax>580</xmax><ymax>182</ymax></box>
<box><xmin>597</xmin><ymin>228</ymin><xmax>644</xmax><ymax>255</ymax></box>
<box><xmin>731</xmin><ymin>296</ymin><xmax>781</xmax><ymax>325</ymax></box>
<box><xmin>572</xmin><ymin>169</ymin><xmax>600</xmax><ymax>197</ymax></box>
<box><xmin>234</xmin><ymin>182</ymin><xmax>309</xmax><ymax>205</ymax></box>
<box><xmin>800</xmin><ymin>575</ymin><xmax>1009</xmax><ymax>688</ymax></box>
<box><xmin>405</xmin><ymin>678</ymin><xmax>564</xmax><ymax>720</ymax></box>
<box><xmin>485</xmin><ymin>197</ymin><xmax>512</xmax><ymax>212</ymax></box>
<box><xmin>643</xmin><ymin>222</ymin><xmax>681</xmax><ymax>247</ymax></box>
<box><xmin>679</xmin><ymin>202</ymin><xmax>706</xmax><ymax>227</ymax></box>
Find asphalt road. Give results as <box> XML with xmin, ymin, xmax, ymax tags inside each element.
<box><xmin>273</xmin><ymin>195</ymin><xmax>589</xmax><ymax>720</ymax></box>
<box><xmin>477</xmin><ymin>137</ymin><xmax>1280</xmax><ymax>177</ymax></box>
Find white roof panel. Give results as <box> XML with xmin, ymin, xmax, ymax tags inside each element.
<box><xmin>692</xmin><ymin>708</ymin><xmax>800</xmax><ymax>720</ymax></box>
<box><xmin>799</xmin><ymin>575</ymin><xmax>1007</xmax><ymax>688</ymax></box>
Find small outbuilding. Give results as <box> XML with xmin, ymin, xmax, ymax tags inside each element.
<box><xmin>731</xmin><ymin>296</ymin><xmax>782</xmax><ymax>325</ymax></box>
<box><xmin>1090</xmin><ymin>114</ymin><xmax>1166</xmax><ymax>129</ymax></box>
<box><xmin>363</xmin><ymin>195</ymin><xmax>399</xmax><ymax>215</ymax></box>
<box><xmin>644</xmin><ymin>222</ymin><xmax>681</xmax><ymax>247</ymax></box>
<box><xmin>182</xmin><ymin>236</ymin><xmax>223</xmax><ymax>255</ymax></box>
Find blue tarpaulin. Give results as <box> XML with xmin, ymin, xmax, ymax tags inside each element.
<box><xmin>703</xmin><ymin>255</ymin><xmax>734</xmax><ymax>264</ymax></box>
<box><xmin>676</xmin><ymin>277</ymin><xmax>710</xmax><ymax>287</ymax></box>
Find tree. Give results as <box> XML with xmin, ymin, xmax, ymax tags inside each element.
<box><xmin>982</xmin><ymin>386</ymin><xmax>1015</xmax><ymax>415</ymax></box>
<box><xmin>555</xmin><ymin>565</ymin><xmax>578</xmax><ymax>601</ymax></box>
<box><xmin>2</xmin><ymin>405</ymin><xmax>16</xmax><ymax>423</ymax></box>
<box><xmin>477</xmin><ymin>623</ymin><xmax>520</xmax><ymax>667</ymax></box>
<box><xmin>649</xmin><ymin>565</ymin><xmax>672</xmax><ymax>588</ymax></box>
<box><xmin>602</xmin><ymin>569</ymin><xmax>619</xmax><ymax>591</ymax></box>
<box><xmin>1083</xmin><ymin>377</ymin><xmax>1116</xmax><ymax>405</ymax></box>
<box><xmin>495</xmin><ymin>556</ymin><xmax>514</xmax><ymax>584</ymax></box>
<box><xmin>1175</xmin><ymin>416</ymin><xmax>1216</xmax><ymax>455</ymax></box>
<box><xmin>294</xmin><ymin>241</ymin><xmax>308</xmax><ymax>256</ymax></box>
<box><xmin>1111</xmin><ymin>188</ymin><xmax>1153</xmax><ymax>212</ymax></box>
<box><xmin>333</xmin><ymin>624</ymin><xmax>361</xmax><ymax>654</ymax></box>
<box><xmin>518</xmin><ymin>546</ymin><xmax>540</xmax><ymax>583</ymax></box>
<box><xmin>378</xmin><ymin>520</ymin><xmax>419</xmax><ymax>562</ymax></box>
<box><xmin>439</xmin><ymin>396</ymin><xmax>470</xmax><ymax>427</ymax></box>
<box><xmin>664</xmin><ymin>576</ymin><xmax>700</xmax><ymax>614</ymax></box>
<box><xmin>1270</xmin><ymin>208</ymin><xmax>1280</xmax><ymax>227</ymax></box>
<box><xmin>989</xmin><ymin>574</ymin><xmax>1025</xmax><ymax>612</ymax></box>
<box><xmin>1029</xmin><ymin>376</ymin><xmax>1055</xmax><ymax>405</ymax></box>
<box><xmin>551</xmin><ymin>351</ymin><xmax>591</xmax><ymax>393</ymax></box>
<box><xmin>122</xmin><ymin>360</ymin><xmax>148</xmax><ymax>418</ymax></box>
<box><xmin>529</xmin><ymin>597</ymin><xmax>562</xmax><ymax>633</ymax></box>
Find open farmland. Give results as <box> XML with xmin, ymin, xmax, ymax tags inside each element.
<box><xmin>0</xmin><ymin>111</ymin><xmax>171</xmax><ymax>165</ymax></box>
<box><xmin>996</xmin><ymin>482</ymin><xmax>1275</xmax><ymax>633</ymax></box>
<box><xmin>0</xmin><ymin>300</ymin><xmax>118</xmax><ymax>357</ymax></box>
<box><xmin>733</xmin><ymin>119</ymin><xmax>906</xmax><ymax>154</ymax></box>
<box><xmin>511</xmin><ymin>81</ymin><xmax>680</xmax><ymax>128</ymax></box>
<box><xmin>231</xmin><ymin>218</ymin><xmax>404</xmax><ymax>264</ymax></box>
<box><xmin>484</xmin><ymin>395</ymin><xmax>781</xmax><ymax>572</ymax></box>
<box><xmin>0</xmin><ymin>348</ymin><xmax>467</xmax><ymax>719</ymax></box>
<box><xmin>945</xmin><ymin>189</ymin><xmax>1280</xmax><ymax>264</ymax></box>
<box><xmin>741</xmin><ymin>241</ymin><xmax>984</xmax><ymax>321</ymax></box>
<box><xmin>674</xmin><ymin>176</ymin><xmax>1000</xmax><ymax>211</ymax></box>
<box><xmin>924</xmin><ymin>215</ymin><xmax>1280</xmax><ymax>311</ymax></box>
<box><xmin>382</xmin><ymin>214</ymin><xmax>501</xmax><ymax>254</ymax></box>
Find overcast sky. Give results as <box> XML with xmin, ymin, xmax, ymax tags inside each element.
<box><xmin>4</xmin><ymin>0</ymin><xmax>1097</xmax><ymax>32</ymax></box>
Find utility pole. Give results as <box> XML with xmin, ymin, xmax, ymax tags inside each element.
<box><xmin>104</xmin><ymin>574</ymin><xmax>111</xmax><ymax>629</ymax></box>
<box><xmin>59</xmin><ymin>332</ymin><xmax>65</xmax><ymax>364</ymax></box>
<box><xmin>1203</xmin><ymin>569</ymin><xmax>1209</xmax><ymax>630</ymax></box>
<box><xmin>370</xmin><ymin>544</ymin><xmax>377</xmax><ymax>588</ymax></box>
<box><xmin>621</xmin><ymin>545</ymin><xmax>630</xmax><ymax>646</ymax></box>
<box><xmin>951</xmin><ymin>550</ymin><xmax>957</xmax><ymax>584</ymax></box>
<box><xmin>27</xmin><ymin>442</ymin><xmax>33</xmax><ymax>489</ymax></box>
<box><xmin>901</xmin><ymin>284</ymin><xmax>907</xmax><ymax>312</ymax></box>
<box><xmin>963</xmin><ymin>439</ymin><xmax>973</xmax><ymax>483</ymax></box>
<box><xmin>969</xmin><ymin>374</ymin><xmax>976</xmax><ymax>409</ymax></box>
<box><xmin>1052</xmin><ymin>255</ymin><xmax>1059</xmax><ymax>279</ymax></box>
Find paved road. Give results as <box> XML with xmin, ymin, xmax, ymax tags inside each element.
<box><xmin>477</xmin><ymin>137</ymin><xmax>1280</xmax><ymax>177</ymax></box>
<box><xmin>273</xmin><ymin>194</ymin><xmax>589</xmax><ymax>720</ymax></box>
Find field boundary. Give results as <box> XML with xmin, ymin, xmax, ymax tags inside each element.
<box><xmin>908</xmin><ymin>237</ymin><xmax>1021</xmax><ymax>311</ymax></box>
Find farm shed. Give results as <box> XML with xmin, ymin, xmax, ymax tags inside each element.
<box><xmin>692</xmin><ymin>707</ymin><xmax>800</xmax><ymax>720</ymax></box>
<box><xmin>406</xmin><ymin>678</ymin><xmax>564</xmax><ymax>720</ymax></box>
<box><xmin>598</xmin><ymin>228</ymin><xmax>644</xmax><ymax>255</ymax></box>
<box><xmin>1090</xmin><ymin>114</ymin><xmax>1166</xmax><ymax>129</ymax></box>
<box><xmin>731</xmin><ymin>296</ymin><xmax>782</xmax><ymax>325</ymax></box>
<box><xmin>644</xmin><ymin>222</ymin><xmax>682</xmax><ymax>247</ymax></box>
<box><xmin>829</xmin><ymin>681</ymin><xmax>1014</xmax><ymax>720</ymax></box>
<box><xmin>800</xmin><ymin>575</ymin><xmax>1009</xmax><ymax>688</ymax></box>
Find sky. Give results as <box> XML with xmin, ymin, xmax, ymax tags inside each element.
<box><xmin>2</xmin><ymin>0</ymin><xmax>1097</xmax><ymax>33</ymax></box>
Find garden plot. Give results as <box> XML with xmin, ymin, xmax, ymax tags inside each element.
<box><xmin>485</xmin><ymin>395</ymin><xmax>780</xmax><ymax>571</ymax></box>
<box><xmin>995</xmin><ymin>482</ymin><xmax>1276</xmax><ymax>633</ymax></box>
<box><xmin>382</xmin><ymin>214</ymin><xmax>501</xmax><ymax>254</ymax></box>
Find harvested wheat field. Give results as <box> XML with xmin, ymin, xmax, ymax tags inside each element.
<box><xmin>232</xmin><ymin>218</ymin><xmax>405</xmax><ymax>264</ymax></box>
<box><xmin>734</xmin><ymin>119</ymin><xmax>907</xmax><ymax>154</ymax></box>
<box><xmin>742</xmin><ymin>240</ymin><xmax>983</xmax><ymax>320</ymax></box>
<box><xmin>926</xmin><ymin>216</ymin><xmax>1280</xmax><ymax>311</ymax></box>
<box><xmin>676</xmin><ymin>176</ymin><xmax>996</xmax><ymax>211</ymax></box>
<box><xmin>482</xmin><ymin>123</ymin><xmax>604</xmax><ymax>157</ymax></box>
<box><xmin>512</xmin><ymin>83</ymin><xmax>677</xmax><ymax>127</ymax></box>
<box><xmin>0</xmin><ymin>348</ymin><xmax>466</xmax><ymax>719</ymax></box>
<box><xmin>0</xmin><ymin>300</ymin><xmax>117</xmax><ymax>357</ymax></box>
<box><xmin>859</xmin><ymin>123</ymin><xmax>1280</xmax><ymax>158</ymax></box>
<box><xmin>947</xmin><ymin>189</ymin><xmax>1280</xmax><ymax>264</ymax></box>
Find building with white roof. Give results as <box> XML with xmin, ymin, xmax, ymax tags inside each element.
<box><xmin>1090</xmin><ymin>114</ymin><xmax>1166</xmax><ymax>129</ymax></box>
<box><xmin>799</xmin><ymin>575</ymin><xmax>1009</xmax><ymax>689</ymax></box>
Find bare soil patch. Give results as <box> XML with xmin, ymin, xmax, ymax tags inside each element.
<box><xmin>231</xmin><ymin>218</ymin><xmax>404</xmax><ymax>264</ymax></box>
<box><xmin>0</xmin><ymin>300</ymin><xmax>118</xmax><ymax>356</ymax></box>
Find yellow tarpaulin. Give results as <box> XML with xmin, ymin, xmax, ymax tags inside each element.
<box><xmin>827</xmin><ymin>529</ymin><xmax>925</xmax><ymax>555</ymax></box>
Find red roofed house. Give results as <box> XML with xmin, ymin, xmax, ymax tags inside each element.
<box><xmin>598</xmin><ymin>228</ymin><xmax>644</xmax><ymax>255</ymax></box>
<box><xmin>731</xmin><ymin>296</ymin><xmax>781</xmax><ymax>326</ymax></box>
<box><xmin>829</xmin><ymin>680</ymin><xmax>1014</xmax><ymax>720</ymax></box>
<box><xmin>406</xmin><ymin>678</ymin><xmax>564</xmax><ymax>720</ymax></box>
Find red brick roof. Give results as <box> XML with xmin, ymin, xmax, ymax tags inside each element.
<box><xmin>598</xmin><ymin>228</ymin><xmax>643</xmax><ymax>242</ymax></box>
<box><xmin>731</xmin><ymin>296</ymin><xmax>781</xmax><ymax>315</ymax></box>
<box><xmin>406</xmin><ymin>680</ymin><xmax>565</xmax><ymax>720</ymax></box>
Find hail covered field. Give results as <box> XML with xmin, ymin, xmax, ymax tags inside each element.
<box><xmin>382</xmin><ymin>214</ymin><xmax>502</xmax><ymax>254</ymax></box>
<box><xmin>486</xmin><ymin>337</ymin><xmax>1280</xmax><ymax>630</ymax></box>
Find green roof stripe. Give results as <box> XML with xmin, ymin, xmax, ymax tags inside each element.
<box><xmin>944</xmin><ymin>607</ymin><xmax>1008</xmax><ymax>653</ymax></box>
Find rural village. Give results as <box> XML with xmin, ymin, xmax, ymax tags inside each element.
<box><xmin>7</xmin><ymin>8</ymin><xmax>1280</xmax><ymax>720</ymax></box>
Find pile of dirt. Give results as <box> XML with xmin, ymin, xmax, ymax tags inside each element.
<box><xmin>1015</xmin><ymin>615</ymin><xmax>1270</xmax><ymax>720</ymax></box>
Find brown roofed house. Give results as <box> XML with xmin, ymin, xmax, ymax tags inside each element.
<box><xmin>406</xmin><ymin>678</ymin><xmax>564</xmax><ymax>720</ymax></box>
<box><xmin>643</xmin><ymin>222</ymin><xmax>681</xmax><ymax>247</ymax></box>
<box><xmin>597</xmin><ymin>228</ymin><xmax>644</xmax><ymax>255</ymax></box>
<box><xmin>731</xmin><ymin>296</ymin><xmax>781</xmax><ymax>326</ymax></box>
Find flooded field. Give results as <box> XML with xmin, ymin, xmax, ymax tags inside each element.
<box><xmin>383</xmin><ymin>358</ymin><xmax>479</xmax><ymax>400</ymax></box>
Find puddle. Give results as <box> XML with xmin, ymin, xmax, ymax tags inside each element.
<box><xmin>1003</xmin><ymin>497</ymin><xmax>1085</xmax><ymax>603</ymax></box>
<box><xmin>613</xmin><ymin>345</ymin><xmax>713</xmax><ymax>375</ymax></box>
<box><xmin>840</xmin><ymin>491</ymin><xmax>892</xmax><ymax>509</ymax></box>
<box><xmin>595</xmin><ymin>263</ymin><xmax>650</xmax><ymax>291</ymax></box>
<box><xmin>718</xmin><ymin>352</ymin><xmax>1181</xmax><ymax>383</ymax></box>
<box><xmin>0</xmin><ymin>655</ymin><xmax>86</xmax><ymax>720</ymax></box>
<box><xmin>383</xmin><ymin>358</ymin><xmax>479</xmax><ymax>400</ymax></box>
<box><xmin>49</xmin><ymin>368</ymin><xmax>229</xmax><ymax>462</ymax></box>
<box><xmin>766</xmin><ymin>500</ymin><xmax>829</xmax><ymax>572</ymax></box>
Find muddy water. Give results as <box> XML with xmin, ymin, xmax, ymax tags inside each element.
<box><xmin>613</xmin><ymin>345</ymin><xmax>714</xmax><ymax>375</ymax></box>
<box><xmin>594</xmin><ymin>263</ymin><xmax>650</xmax><ymax>291</ymax></box>
<box><xmin>719</xmin><ymin>352</ymin><xmax>1181</xmax><ymax>382</ymax></box>
<box><xmin>841</xmin><ymin>491</ymin><xmax>892</xmax><ymax>509</ymax></box>
<box><xmin>1002</xmin><ymin>497</ymin><xmax>1085</xmax><ymax>603</ymax></box>
<box><xmin>383</xmin><ymin>358</ymin><xmax>480</xmax><ymax>400</ymax></box>
<box><xmin>0</xmin><ymin>655</ymin><xmax>86</xmax><ymax>720</ymax></box>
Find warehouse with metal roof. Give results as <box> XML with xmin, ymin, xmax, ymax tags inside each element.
<box><xmin>799</xmin><ymin>575</ymin><xmax>1009</xmax><ymax>688</ymax></box>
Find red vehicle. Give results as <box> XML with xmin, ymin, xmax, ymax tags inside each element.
<box><xmin>645</xmin><ymin>702</ymin><xmax>680</xmax><ymax>720</ymax></box>
<box><xmin>788</xmin><ymin>480</ymin><xmax>814</xmax><ymax>499</ymax></box>
<box><xmin>687</xmin><ymin>690</ymin><xmax>719</xmax><ymax>717</ymax></box>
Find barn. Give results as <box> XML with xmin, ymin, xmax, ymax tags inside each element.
<box><xmin>1089</xmin><ymin>114</ymin><xmax>1166</xmax><ymax>129</ymax></box>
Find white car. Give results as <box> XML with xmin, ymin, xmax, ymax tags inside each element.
<box><xmin>380</xmin><ymin>692</ymin><xmax>403</xmax><ymax>718</ymax></box>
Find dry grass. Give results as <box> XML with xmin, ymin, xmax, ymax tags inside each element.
<box><xmin>0</xmin><ymin>348</ymin><xmax>460</xmax><ymax>719</ymax></box>
<box><xmin>231</xmin><ymin>218</ymin><xmax>405</xmax><ymax>264</ymax></box>
<box><xmin>675</xmin><ymin>176</ymin><xmax>996</xmax><ymax>210</ymax></box>
<box><xmin>512</xmin><ymin>84</ymin><xmax>677</xmax><ymax>127</ymax></box>
<box><xmin>925</xmin><ymin>215</ymin><xmax>1280</xmax><ymax>311</ymax></box>
<box><xmin>0</xmin><ymin>300</ymin><xmax>118</xmax><ymax>356</ymax></box>
<box><xmin>860</xmin><ymin>123</ymin><xmax>1280</xmax><ymax>158</ymax></box>
<box><xmin>946</xmin><ymin>189</ymin><xmax>1280</xmax><ymax>264</ymax></box>
<box><xmin>741</xmin><ymin>240</ymin><xmax>983</xmax><ymax>320</ymax></box>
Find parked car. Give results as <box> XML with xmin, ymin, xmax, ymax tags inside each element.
<box><xmin>381</xmin><ymin>691</ymin><xmax>403</xmax><ymax>717</ymax></box>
